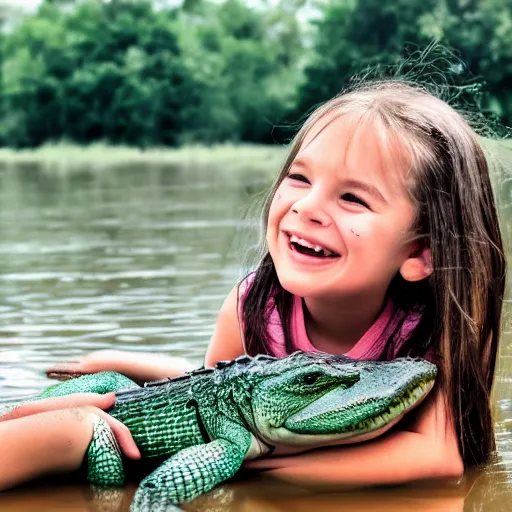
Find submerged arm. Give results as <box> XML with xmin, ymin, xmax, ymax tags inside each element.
<box><xmin>245</xmin><ymin>387</ymin><xmax>464</xmax><ymax>487</ymax></box>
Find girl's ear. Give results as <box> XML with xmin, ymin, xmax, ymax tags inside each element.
<box><xmin>399</xmin><ymin>246</ymin><xmax>432</xmax><ymax>282</ymax></box>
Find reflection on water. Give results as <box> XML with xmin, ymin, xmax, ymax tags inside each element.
<box><xmin>0</xmin><ymin>162</ymin><xmax>510</xmax><ymax>511</ymax></box>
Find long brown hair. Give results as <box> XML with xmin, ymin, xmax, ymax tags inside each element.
<box><xmin>241</xmin><ymin>80</ymin><xmax>506</xmax><ymax>468</ymax></box>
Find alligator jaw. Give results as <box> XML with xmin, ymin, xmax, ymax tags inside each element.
<box><xmin>283</xmin><ymin>375</ymin><xmax>435</xmax><ymax>441</ymax></box>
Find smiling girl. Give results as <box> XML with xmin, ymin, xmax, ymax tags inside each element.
<box><xmin>46</xmin><ymin>79</ymin><xmax>506</xmax><ymax>486</ymax></box>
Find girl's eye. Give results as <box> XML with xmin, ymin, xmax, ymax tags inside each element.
<box><xmin>341</xmin><ymin>193</ymin><xmax>369</xmax><ymax>208</ymax></box>
<box><xmin>287</xmin><ymin>173</ymin><xmax>310</xmax><ymax>184</ymax></box>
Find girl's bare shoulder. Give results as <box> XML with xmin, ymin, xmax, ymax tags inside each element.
<box><xmin>205</xmin><ymin>285</ymin><xmax>245</xmax><ymax>367</ymax></box>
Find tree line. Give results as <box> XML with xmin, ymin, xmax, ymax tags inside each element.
<box><xmin>0</xmin><ymin>0</ymin><xmax>511</xmax><ymax>148</ymax></box>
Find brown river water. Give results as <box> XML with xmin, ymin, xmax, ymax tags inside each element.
<box><xmin>0</xmin><ymin>160</ymin><xmax>510</xmax><ymax>511</ymax></box>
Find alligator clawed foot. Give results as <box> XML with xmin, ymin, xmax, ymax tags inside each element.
<box><xmin>130</xmin><ymin>487</ymin><xmax>184</xmax><ymax>512</ymax></box>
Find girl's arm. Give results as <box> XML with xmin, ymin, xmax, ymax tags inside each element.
<box><xmin>0</xmin><ymin>285</ymin><xmax>241</xmax><ymax>491</ymax></box>
<box><xmin>0</xmin><ymin>393</ymin><xmax>140</xmax><ymax>460</ymax></box>
<box><xmin>0</xmin><ymin>403</ymin><xmax>140</xmax><ymax>491</ymax></box>
<box><xmin>204</xmin><ymin>286</ymin><xmax>245</xmax><ymax>366</ymax></box>
<box><xmin>9</xmin><ymin>286</ymin><xmax>241</xmax><ymax>492</ymax></box>
<box><xmin>46</xmin><ymin>350</ymin><xmax>196</xmax><ymax>384</ymax></box>
<box><xmin>244</xmin><ymin>387</ymin><xmax>464</xmax><ymax>487</ymax></box>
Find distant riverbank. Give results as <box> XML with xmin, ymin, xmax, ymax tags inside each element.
<box><xmin>0</xmin><ymin>143</ymin><xmax>287</xmax><ymax>173</ymax></box>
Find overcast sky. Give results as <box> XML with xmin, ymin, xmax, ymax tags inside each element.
<box><xmin>0</xmin><ymin>0</ymin><xmax>41</xmax><ymax>11</ymax></box>
<box><xmin>0</xmin><ymin>0</ymin><xmax>318</xmax><ymax>21</ymax></box>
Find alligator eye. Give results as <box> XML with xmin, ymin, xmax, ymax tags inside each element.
<box><xmin>303</xmin><ymin>372</ymin><xmax>321</xmax><ymax>385</ymax></box>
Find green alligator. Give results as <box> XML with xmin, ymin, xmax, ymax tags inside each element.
<box><xmin>36</xmin><ymin>351</ymin><xmax>437</xmax><ymax>511</ymax></box>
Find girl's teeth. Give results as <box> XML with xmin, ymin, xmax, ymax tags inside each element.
<box><xmin>290</xmin><ymin>234</ymin><xmax>317</xmax><ymax>249</ymax></box>
<box><xmin>289</xmin><ymin>234</ymin><xmax>332</xmax><ymax>255</ymax></box>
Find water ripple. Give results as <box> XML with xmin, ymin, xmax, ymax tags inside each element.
<box><xmin>0</xmin><ymin>163</ymin><xmax>510</xmax><ymax>510</ymax></box>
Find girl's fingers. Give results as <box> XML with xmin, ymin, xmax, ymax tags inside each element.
<box><xmin>0</xmin><ymin>393</ymin><xmax>116</xmax><ymax>422</ymax></box>
<box><xmin>46</xmin><ymin>351</ymin><xmax>123</xmax><ymax>378</ymax></box>
<box><xmin>0</xmin><ymin>391</ymin><xmax>140</xmax><ymax>460</ymax></box>
<box><xmin>46</xmin><ymin>362</ymin><xmax>87</xmax><ymax>380</ymax></box>
<box><xmin>93</xmin><ymin>410</ymin><xmax>141</xmax><ymax>460</ymax></box>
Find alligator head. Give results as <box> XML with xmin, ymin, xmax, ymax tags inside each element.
<box><xmin>247</xmin><ymin>352</ymin><xmax>436</xmax><ymax>453</ymax></box>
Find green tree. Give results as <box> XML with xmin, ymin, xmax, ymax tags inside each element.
<box><xmin>175</xmin><ymin>0</ymin><xmax>304</xmax><ymax>144</ymax></box>
<box><xmin>295</xmin><ymin>0</ymin><xmax>438</xmax><ymax>117</ymax></box>
<box><xmin>0</xmin><ymin>0</ymin><xmax>198</xmax><ymax>147</ymax></box>
<box><xmin>427</xmin><ymin>0</ymin><xmax>512</xmax><ymax>124</ymax></box>
<box><xmin>295</xmin><ymin>0</ymin><xmax>512</xmax><ymax>126</ymax></box>
<box><xmin>0</xmin><ymin>0</ymin><xmax>306</xmax><ymax>147</ymax></box>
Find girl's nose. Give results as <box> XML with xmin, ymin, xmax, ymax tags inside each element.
<box><xmin>291</xmin><ymin>193</ymin><xmax>331</xmax><ymax>226</ymax></box>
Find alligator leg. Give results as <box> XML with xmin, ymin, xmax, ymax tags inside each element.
<box><xmin>87</xmin><ymin>415</ymin><xmax>125</xmax><ymax>486</ymax></box>
<box><xmin>38</xmin><ymin>371</ymin><xmax>138</xmax><ymax>398</ymax></box>
<box><xmin>130</xmin><ymin>430</ymin><xmax>251</xmax><ymax>512</ymax></box>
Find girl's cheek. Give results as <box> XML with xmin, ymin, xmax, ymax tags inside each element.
<box><xmin>268</xmin><ymin>197</ymin><xmax>281</xmax><ymax>219</ymax></box>
<box><xmin>271</xmin><ymin>185</ymin><xmax>299</xmax><ymax>213</ymax></box>
<box><xmin>342</xmin><ymin>218</ymin><xmax>370</xmax><ymax>239</ymax></box>
<box><xmin>268</xmin><ymin>196</ymin><xmax>285</xmax><ymax>228</ymax></box>
<box><xmin>271</xmin><ymin>183</ymin><xmax>288</xmax><ymax>208</ymax></box>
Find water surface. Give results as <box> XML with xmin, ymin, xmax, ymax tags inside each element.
<box><xmin>0</xmin><ymin>161</ymin><xmax>510</xmax><ymax>511</ymax></box>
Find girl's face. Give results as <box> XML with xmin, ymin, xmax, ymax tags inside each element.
<box><xmin>267</xmin><ymin>115</ymin><xmax>423</xmax><ymax>302</ymax></box>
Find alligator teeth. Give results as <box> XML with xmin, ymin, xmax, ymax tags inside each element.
<box><xmin>341</xmin><ymin>379</ymin><xmax>433</xmax><ymax>433</ymax></box>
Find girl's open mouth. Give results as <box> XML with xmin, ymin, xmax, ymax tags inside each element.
<box><xmin>288</xmin><ymin>234</ymin><xmax>340</xmax><ymax>258</ymax></box>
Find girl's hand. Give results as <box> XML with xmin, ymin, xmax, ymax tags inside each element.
<box><xmin>46</xmin><ymin>349</ymin><xmax>195</xmax><ymax>384</ymax></box>
<box><xmin>46</xmin><ymin>350</ymin><xmax>130</xmax><ymax>380</ymax></box>
<box><xmin>0</xmin><ymin>393</ymin><xmax>140</xmax><ymax>460</ymax></box>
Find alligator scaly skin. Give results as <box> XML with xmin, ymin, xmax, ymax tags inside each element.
<box><xmin>33</xmin><ymin>351</ymin><xmax>437</xmax><ymax>511</ymax></box>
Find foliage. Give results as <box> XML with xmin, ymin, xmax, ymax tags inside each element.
<box><xmin>0</xmin><ymin>0</ymin><xmax>302</xmax><ymax>147</ymax></box>
<box><xmin>1</xmin><ymin>0</ymin><xmax>512</xmax><ymax>148</ymax></box>
<box><xmin>295</xmin><ymin>0</ymin><xmax>512</xmax><ymax>127</ymax></box>
<box><xmin>174</xmin><ymin>0</ymin><xmax>301</xmax><ymax>144</ymax></box>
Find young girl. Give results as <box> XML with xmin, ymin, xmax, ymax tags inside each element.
<box><xmin>46</xmin><ymin>79</ymin><xmax>506</xmax><ymax>487</ymax></box>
